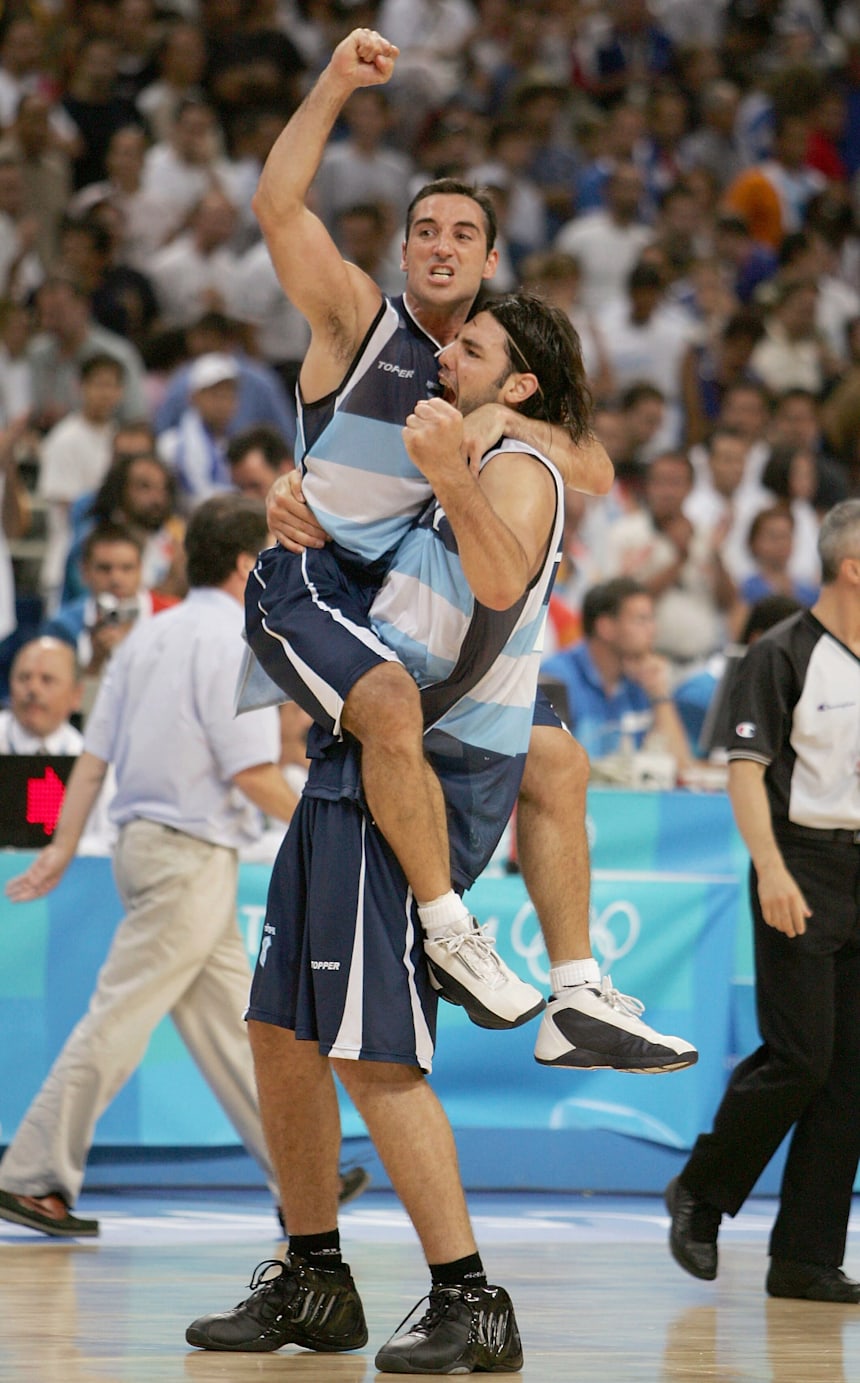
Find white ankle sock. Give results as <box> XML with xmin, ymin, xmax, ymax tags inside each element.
<box><xmin>418</xmin><ymin>891</ymin><xmax>471</xmax><ymax>940</ymax></box>
<box><xmin>550</xmin><ymin>959</ymin><xmax>601</xmax><ymax>992</ymax></box>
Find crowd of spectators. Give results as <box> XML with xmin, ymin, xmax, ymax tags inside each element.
<box><xmin>0</xmin><ymin>0</ymin><xmax>858</xmax><ymax>781</ymax></box>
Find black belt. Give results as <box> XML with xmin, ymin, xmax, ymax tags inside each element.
<box><xmin>779</xmin><ymin>824</ymin><xmax>860</xmax><ymax>845</ymax></box>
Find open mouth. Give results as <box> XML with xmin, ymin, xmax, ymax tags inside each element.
<box><xmin>429</xmin><ymin>266</ymin><xmax>454</xmax><ymax>282</ymax></box>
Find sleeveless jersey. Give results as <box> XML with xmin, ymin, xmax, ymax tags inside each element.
<box><xmin>297</xmin><ymin>294</ymin><xmax>441</xmax><ymax>562</ymax></box>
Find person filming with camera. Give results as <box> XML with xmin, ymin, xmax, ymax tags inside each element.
<box><xmin>42</xmin><ymin>521</ymin><xmax>177</xmax><ymax>703</ymax></box>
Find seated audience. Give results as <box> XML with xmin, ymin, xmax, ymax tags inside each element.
<box><xmin>541</xmin><ymin>576</ymin><xmax>690</xmax><ymax>770</ymax></box>
<box><xmin>0</xmin><ymin>636</ymin><xmax>83</xmax><ymax>754</ymax></box>
<box><xmin>43</xmin><ymin>522</ymin><xmax>176</xmax><ymax>688</ymax></box>
<box><xmin>38</xmin><ymin>352</ymin><xmax>124</xmax><ymax>606</ymax></box>
<box><xmin>736</xmin><ymin>503</ymin><xmax>820</xmax><ymax>616</ymax></box>
<box><xmin>157</xmin><ymin>353</ymin><xmax>239</xmax><ymax>504</ymax></box>
<box><xmin>226</xmin><ymin>425</ymin><xmax>293</xmax><ymax>501</ymax></box>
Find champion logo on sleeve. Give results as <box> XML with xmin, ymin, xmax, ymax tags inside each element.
<box><xmin>735</xmin><ymin>722</ymin><xmax>757</xmax><ymax>739</ymax></box>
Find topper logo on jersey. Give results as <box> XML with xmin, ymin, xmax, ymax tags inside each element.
<box><xmin>377</xmin><ymin>361</ymin><xmax>415</xmax><ymax>378</ymax></box>
<box><xmin>311</xmin><ymin>960</ymin><xmax>341</xmax><ymax>971</ymax></box>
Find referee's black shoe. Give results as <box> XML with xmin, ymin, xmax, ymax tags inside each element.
<box><xmin>375</xmin><ymin>1282</ymin><xmax>523</xmax><ymax>1374</ymax></box>
<box><xmin>767</xmin><ymin>1260</ymin><xmax>860</xmax><ymax>1302</ymax></box>
<box><xmin>665</xmin><ymin>1176</ymin><xmax>721</xmax><ymax>1281</ymax></box>
<box><xmin>185</xmin><ymin>1255</ymin><xmax>368</xmax><ymax>1353</ymax></box>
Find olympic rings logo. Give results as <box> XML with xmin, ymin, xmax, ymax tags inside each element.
<box><xmin>508</xmin><ymin>897</ymin><xmax>643</xmax><ymax>984</ymax></box>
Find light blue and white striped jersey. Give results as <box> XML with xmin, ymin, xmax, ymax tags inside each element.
<box><xmin>370</xmin><ymin>438</ymin><xmax>565</xmax><ymax>760</ymax></box>
<box><xmin>297</xmin><ymin>295</ymin><xmax>442</xmax><ymax>563</ymax></box>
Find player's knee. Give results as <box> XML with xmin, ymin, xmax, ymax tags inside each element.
<box><xmin>522</xmin><ymin>727</ymin><xmax>589</xmax><ymax>807</ymax></box>
<box><xmin>343</xmin><ymin>662</ymin><xmax>422</xmax><ymax>750</ymax></box>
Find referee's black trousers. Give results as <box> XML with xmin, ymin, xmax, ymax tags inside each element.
<box><xmin>681</xmin><ymin>835</ymin><xmax>860</xmax><ymax>1268</ymax></box>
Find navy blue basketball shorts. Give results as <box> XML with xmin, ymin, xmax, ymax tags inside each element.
<box><xmin>246</xmin><ymin>543</ymin><xmax>399</xmax><ymax>738</ymax></box>
<box><xmin>246</xmin><ymin>792</ymin><xmax>439</xmax><ymax>1073</ymax></box>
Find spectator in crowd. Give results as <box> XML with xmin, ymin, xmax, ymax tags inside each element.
<box><xmin>0</xmin><ymin>635</ymin><xmax>82</xmax><ymax>754</ymax></box>
<box><xmin>157</xmin><ymin>351</ymin><xmax>239</xmax><ymax>503</ymax></box>
<box><xmin>57</xmin><ymin>213</ymin><xmax>157</xmax><ymax>345</ymax></box>
<box><xmin>27</xmin><ymin>273</ymin><xmax>148</xmax><ymax>430</ymax></box>
<box><xmin>205</xmin><ymin>0</ymin><xmax>305</xmax><ymax>124</ymax></box>
<box><xmin>0</xmin><ymin>19</ymin><xmax>53</xmax><ymax>131</ymax></box>
<box><xmin>519</xmin><ymin>249</ymin><xmax>615</xmax><ymax>400</ymax></box>
<box><xmin>750</xmin><ymin>277</ymin><xmax>841</xmax><ymax>396</ymax></box>
<box><xmin>140</xmin><ymin>97</ymin><xmax>237</xmax><ymax>235</ymax></box>
<box><xmin>713</xmin><ymin>210</ymin><xmax>780</xmax><ymax>305</ymax></box>
<box><xmin>586</xmin><ymin>0</ymin><xmax>676</xmax><ymax>108</ymax></box>
<box><xmin>822</xmin><ymin>314</ymin><xmax>860</xmax><ymax>487</ymax></box>
<box><xmin>312</xmin><ymin>87</ymin><xmax>412</xmax><ymax>241</ymax></box>
<box><xmin>148</xmin><ymin>188</ymin><xmax>241</xmax><ymax>331</ymax></box>
<box><xmin>70</xmin><ymin>125</ymin><xmax>169</xmax><ymax>275</ymax></box>
<box><xmin>112</xmin><ymin>0</ymin><xmax>161</xmax><ymax>105</ymax></box>
<box><xmin>724</xmin><ymin>110</ymin><xmax>826</xmax><ymax>251</ymax></box>
<box><xmin>0</xmin><ymin>495</ymin><xmax>300</xmax><ymax>1241</ymax></box>
<box><xmin>541</xmin><ymin>576</ymin><xmax>691</xmax><ymax>767</ymax></box>
<box><xmin>0</xmin><ymin>92</ymin><xmax>72</xmax><ymax>269</ymax></box>
<box><xmin>760</xmin><ymin>440</ymin><xmax>826</xmax><ymax>590</ymax></box>
<box><xmin>0</xmin><ymin>153</ymin><xmax>43</xmax><ymax>302</ymax></box>
<box><xmin>680</xmin><ymin>79</ymin><xmax>746</xmax><ymax>190</ymax></box>
<box><xmin>680</xmin><ymin>308</ymin><xmax>765</xmax><ymax>446</ymax></box>
<box><xmin>38</xmin><ymin>353</ymin><xmax>125</xmax><ymax>605</ymax></box>
<box><xmin>154</xmin><ymin>311</ymin><xmax>297</xmax><ymax>444</ymax></box>
<box><xmin>43</xmin><ymin>520</ymin><xmax>177</xmax><ymax>685</ymax></box>
<box><xmin>685</xmin><ymin>424</ymin><xmax>770</xmax><ymax>583</ymax></box>
<box><xmin>226</xmin><ymin>424</ymin><xmax>293</xmax><ymax>501</ymax></box>
<box><xmin>736</xmin><ymin>503</ymin><xmax>820</xmax><ymax>619</ymax></box>
<box><xmin>61</xmin><ymin>36</ymin><xmax>143</xmax><ymax>191</ymax></box>
<box><xmin>510</xmin><ymin>76</ymin><xmax>580</xmax><ymax>237</ymax></box>
<box><xmin>603</xmin><ymin>450</ymin><xmax>737</xmax><ymax>671</ymax></box>
<box><xmin>555</xmin><ymin>161</ymin><xmax>653</xmax><ymax>313</ymax></box>
<box><xmin>135</xmin><ymin>20</ymin><xmax>208</xmax><ymax>144</ymax></box>
<box><xmin>62</xmin><ymin>447</ymin><xmax>186</xmax><ymax>604</ymax></box>
<box><xmin>596</xmin><ymin>259</ymin><xmax>697</xmax><ymax>449</ymax></box>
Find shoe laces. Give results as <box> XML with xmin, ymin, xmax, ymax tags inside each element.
<box><xmin>597</xmin><ymin>974</ymin><xmax>645</xmax><ymax>1018</ymax></box>
<box><xmin>391</xmin><ymin>1286</ymin><xmax>464</xmax><ymax>1339</ymax></box>
<box><xmin>245</xmin><ymin>1258</ymin><xmax>302</xmax><ymax>1318</ymax></box>
<box><xmin>434</xmin><ymin>921</ymin><xmax>506</xmax><ymax>987</ymax></box>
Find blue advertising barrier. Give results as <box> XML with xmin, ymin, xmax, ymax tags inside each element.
<box><xmin>0</xmin><ymin>790</ymin><xmax>768</xmax><ymax>1191</ymax></box>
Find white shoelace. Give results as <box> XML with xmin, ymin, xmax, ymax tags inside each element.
<box><xmin>433</xmin><ymin>922</ymin><xmax>506</xmax><ymax>987</ymax></box>
<box><xmin>598</xmin><ymin>974</ymin><xmax>645</xmax><ymax>1018</ymax></box>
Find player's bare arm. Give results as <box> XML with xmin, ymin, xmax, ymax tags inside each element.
<box><xmin>462</xmin><ymin>405</ymin><xmax>614</xmax><ymax>496</ymax></box>
<box><xmin>403</xmin><ymin>397</ymin><xmax>557</xmax><ymax>610</ymax></box>
<box><xmin>252</xmin><ymin>28</ymin><xmax>398</xmax><ymax>396</ymax></box>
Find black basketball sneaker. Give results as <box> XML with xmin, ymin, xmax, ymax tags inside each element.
<box><xmin>375</xmin><ymin>1282</ymin><xmax>523</xmax><ymax>1374</ymax></box>
<box><xmin>185</xmin><ymin>1255</ymin><xmax>368</xmax><ymax>1353</ymax></box>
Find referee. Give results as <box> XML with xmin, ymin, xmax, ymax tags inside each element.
<box><xmin>666</xmin><ymin>498</ymin><xmax>860</xmax><ymax>1302</ymax></box>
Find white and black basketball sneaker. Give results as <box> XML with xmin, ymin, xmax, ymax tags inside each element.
<box><xmin>534</xmin><ymin>976</ymin><xmax>698</xmax><ymax>1072</ymax></box>
<box><xmin>375</xmin><ymin>1282</ymin><xmax>524</xmax><ymax>1375</ymax></box>
<box><xmin>185</xmin><ymin>1255</ymin><xmax>367</xmax><ymax>1353</ymax></box>
<box><xmin>424</xmin><ymin>917</ymin><xmax>545</xmax><ymax>1030</ymax></box>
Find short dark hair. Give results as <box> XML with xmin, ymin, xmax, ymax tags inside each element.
<box><xmin>226</xmin><ymin>424</ymin><xmax>292</xmax><ymax>471</ymax></box>
<box><xmin>80</xmin><ymin>352</ymin><xmax>124</xmax><ymax>382</ymax></box>
<box><xmin>184</xmin><ymin>493</ymin><xmax>268</xmax><ymax>588</ymax></box>
<box><xmin>480</xmin><ymin>292</ymin><xmax>592</xmax><ymax>442</ymax></box>
<box><xmin>82</xmin><ymin>520</ymin><xmax>143</xmax><ymax>563</ymax></box>
<box><xmin>405</xmin><ymin>178</ymin><xmax>498</xmax><ymax>253</ymax></box>
<box><xmin>582</xmin><ymin>577</ymin><xmax>648</xmax><ymax>637</ymax></box>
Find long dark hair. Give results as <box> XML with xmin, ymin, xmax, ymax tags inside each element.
<box><xmin>482</xmin><ymin>292</ymin><xmax>592</xmax><ymax>443</ymax></box>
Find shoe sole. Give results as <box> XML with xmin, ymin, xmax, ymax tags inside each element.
<box><xmin>186</xmin><ymin>1324</ymin><xmax>369</xmax><ymax>1353</ymax></box>
<box><xmin>428</xmin><ymin>962</ymin><xmax>546</xmax><ymax>1030</ymax></box>
<box><xmin>374</xmin><ymin>1345</ymin><xmax>523</xmax><ymax>1374</ymax></box>
<box><xmin>535</xmin><ymin>1048</ymin><xmax>698</xmax><ymax>1073</ymax></box>
<box><xmin>0</xmin><ymin>1193</ymin><xmax>99</xmax><ymax>1238</ymax></box>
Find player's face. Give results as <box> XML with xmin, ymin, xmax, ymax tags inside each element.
<box><xmin>436</xmin><ymin>312</ymin><xmax>516</xmax><ymax>415</ymax></box>
<box><xmin>402</xmin><ymin>194</ymin><xmax>498</xmax><ymax>313</ymax></box>
<box><xmin>10</xmin><ymin>644</ymin><xmax>80</xmax><ymax>737</ymax></box>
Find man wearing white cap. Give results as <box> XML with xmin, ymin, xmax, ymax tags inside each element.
<box><xmin>157</xmin><ymin>352</ymin><xmax>239</xmax><ymax>504</ymax></box>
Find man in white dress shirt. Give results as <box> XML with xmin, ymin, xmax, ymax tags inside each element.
<box><xmin>0</xmin><ymin>495</ymin><xmax>299</xmax><ymax>1239</ymax></box>
<box><xmin>0</xmin><ymin>636</ymin><xmax>83</xmax><ymax>754</ymax></box>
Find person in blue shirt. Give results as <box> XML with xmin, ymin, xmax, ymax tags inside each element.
<box><xmin>541</xmin><ymin>576</ymin><xmax>690</xmax><ymax>767</ymax></box>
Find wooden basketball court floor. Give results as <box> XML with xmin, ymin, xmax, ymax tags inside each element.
<box><xmin>2</xmin><ymin>1188</ymin><xmax>859</xmax><ymax>1382</ymax></box>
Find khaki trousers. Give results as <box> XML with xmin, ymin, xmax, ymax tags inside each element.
<box><xmin>0</xmin><ymin>819</ymin><xmax>278</xmax><ymax>1204</ymax></box>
